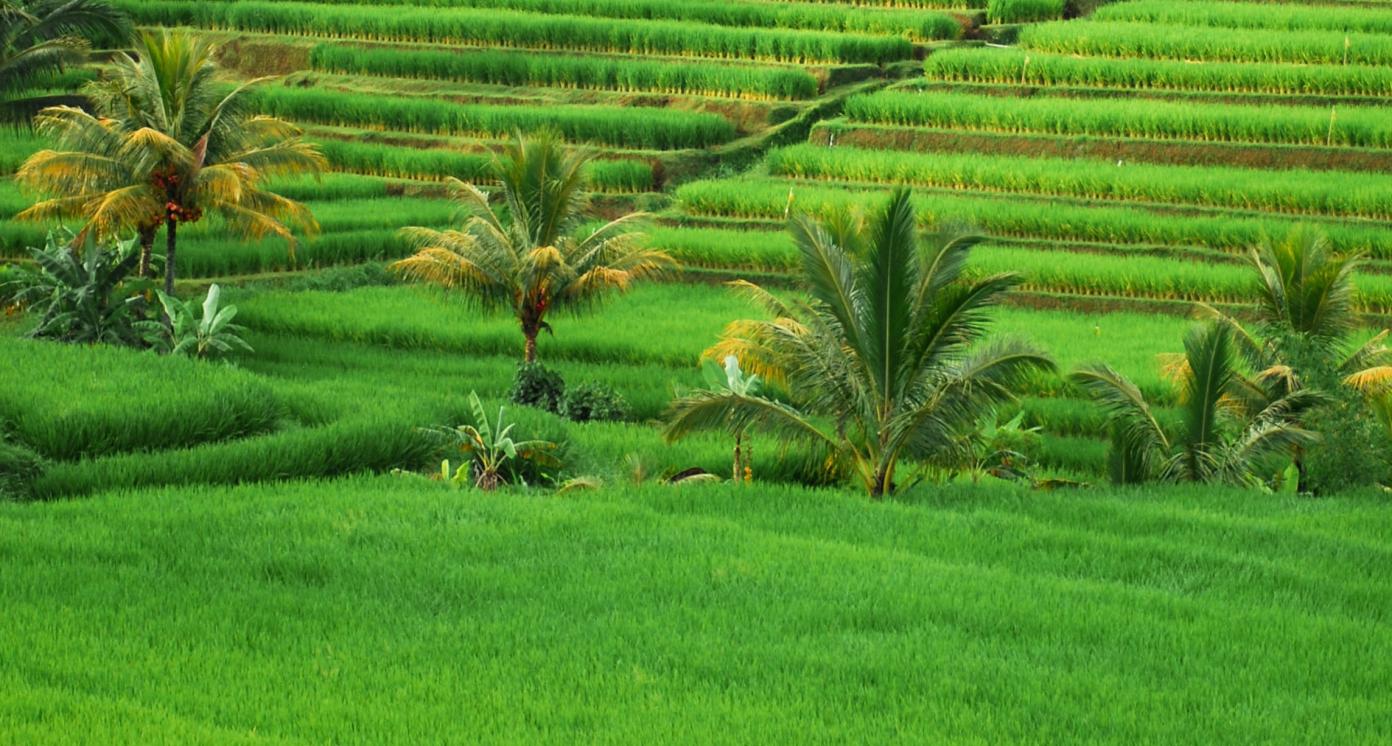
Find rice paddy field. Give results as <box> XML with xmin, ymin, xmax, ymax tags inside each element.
<box><xmin>3</xmin><ymin>0</ymin><xmax>1392</xmax><ymax>741</ymax></box>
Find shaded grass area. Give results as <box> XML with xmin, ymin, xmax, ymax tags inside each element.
<box><xmin>1</xmin><ymin>476</ymin><xmax>1389</xmax><ymax>742</ymax></box>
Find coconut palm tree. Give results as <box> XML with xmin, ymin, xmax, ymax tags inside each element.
<box><xmin>392</xmin><ymin>129</ymin><xmax>674</xmax><ymax>363</ymax></box>
<box><xmin>0</xmin><ymin>0</ymin><xmax>129</xmax><ymax>123</ymax></box>
<box><xmin>16</xmin><ymin>29</ymin><xmax>324</xmax><ymax>293</ymax></box>
<box><xmin>1195</xmin><ymin>226</ymin><xmax>1392</xmax><ymax>490</ymax></box>
<box><xmin>1199</xmin><ymin>226</ymin><xmax>1392</xmax><ymax>395</ymax></box>
<box><xmin>1072</xmin><ymin>322</ymin><xmax>1319</xmax><ymax>486</ymax></box>
<box><xmin>663</xmin><ymin>189</ymin><xmax>1054</xmax><ymax>498</ymax></box>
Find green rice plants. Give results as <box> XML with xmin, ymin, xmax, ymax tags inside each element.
<box><xmin>28</xmin><ymin>408</ymin><xmax>436</xmax><ymax>498</ymax></box>
<box><xmin>673</xmin><ymin>178</ymin><xmax>1392</xmax><ymax>261</ymax></box>
<box><xmin>1095</xmin><ymin>1</ymin><xmax>1392</xmax><ymax>35</ymax></box>
<box><xmin>0</xmin><ymin>334</ymin><xmax>283</xmax><ymax>461</ymax></box>
<box><xmin>308</xmin><ymin>44</ymin><xmax>820</xmax><ymax>100</ymax></box>
<box><xmin>247</xmin><ymin>86</ymin><xmax>735</xmax><ymax>150</ymax></box>
<box><xmin>262</xmin><ymin>0</ymin><xmax>962</xmax><ymax>40</ymax></box>
<box><xmin>436</xmin><ymin>391</ymin><xmax>562</xmax><ymax>490</ymax></box>
<box><xmin>393</xmin><ymin>131</ymin><xmax>674</xmax><ymax>363</ymax></box>
<box><xmin>765</xmin><ymin>143</ymin><xmax>1392</xmax><ymax>220</ymax></box>
<box><xmin>115</xmin><ymin>0</ymin><xmax>915</xmax><ymax>64</ymax></box>
<box><xmin>987</xmin><ymin>0</ymin><xmax>1064</xmax><ymax>24</ymax></box>
<box><xmin>1018</xmin><ymin>21</ymin><xmax>1392</xmax><ymax>66</ymax></box>
<box><xmin>313</xmin><ymin>138</ymin><xmax>653</xmax><ymax>192</ymax></box>
<box><xmin>665</xmin><ymin>189</ymin><xmax>1054</xmax><ymax>497</ymax></box>
<box><xmin>1072</xmin><ymin>322</ymin><xmax>1319</xmax><ymax>486</ymax></box>
<box><xmin>924</xmin><ymin>48</ymin><xmax>1392</xmax><ymax>98</ymax></box>
<box><xmin>843</xmin><ymin>90</ymin><xmax>1392</xmax><ymax>149</ymax></box>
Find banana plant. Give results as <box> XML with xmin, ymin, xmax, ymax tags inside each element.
<box><xmin>439</xmin><ymin>392</ymin><xmax>561</xmax><ymax>491</ymax></box>
<box><xmin>142</xmin><ymin>283</ymin><xmax>252</xmax><ymax>359</ymax></box>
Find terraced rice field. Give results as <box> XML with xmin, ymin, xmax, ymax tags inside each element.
<box><xmin>5</xmin><ymin>0</ymin><xmax>1392</xmax><ymax>482</ymax></box>
<box><xmin>3</xmin><ymin>3</ymin><xmax>1392</xmax><ymax>738</ymax></box>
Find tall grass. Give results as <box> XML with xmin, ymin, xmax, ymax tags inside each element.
<box><xmin>673</xmin><ymin>179</ymin><xmax>1392</xmax><ymax>259</ymax></box>
<box><xmin>765</xmin><ymin>143</ymin><xmax>1392</xmax><ymax>219</ymax></box>
<box><xmin>987</xmin><ymin>0</ymin><xmax>1064</xmax><ymax>24</ymax></box>
<box><xmin>260</xmin><ymin>0</ymin><xmax>964</xmax><ymax>40</ymax></box>
<box><xmin>1019</xmin><ymin>21</ymin><xmax>1392</xmax><ymax>66</ymax></box>
<box><xmin>2</xmin><ymin>477</ymin><xmax>1389</xmax><ymax>741</ymax></box>
<box><xmin>116</xmin><ymin>0</ymin><xmax>915</xmax><ymax>64</ymax></box>
<box><xmin>315</xmin><ymin>138</ymin><xmax>653</xmax><ymax>191</ymax></box>
<box><xmin>0</xmin><ymin>336</ymin><xmax>283</xmax><ymax>460</ymax></box>
<box><xmin>29</xmin><ymin>409</ymin><xmax>437</xmax><ymax>499</ymax></box>
<box><xmin>925</xmin><ymin>48</ymin><xmax>1392</xmax><ymax>98</ymax></box>
<box><xmin>1095</xmin><ymin>1</ymin><xmax>1392</xmax><ymax>35</ymax></box>
<box><xmin>844</xmin><ymin>90</ymin><xmax>1392</xmax><ymax>149</ymax></box>
<box><xmin>309</xmin><ymin>43</ymin><xmax>820</xmax><ymax>100</ymax></box>
<box><xmin>246</xmin><ymin>87</ymin><xmax>735</xmax><ymax>150</ymax></box>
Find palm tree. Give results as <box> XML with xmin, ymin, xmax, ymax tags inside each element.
<box><xmin>1072</xmin><ymin>322</ymin><xmax>1319</xmax><ymax>486</ymax></box>
<box><xmin>1197</xmin><ymin>226</ymin><xmax>1392</xmax><ymax>489</ymax></box>
<box><xmin>663</xmin><ymin>189</ymin><xmax>1053</xmax><ymax>498</ymax></box>
<box><xmin>1200</xmin><ymin>225</ymin><xmax>1392</xmax><ymax>394</ymax></box>
<box><xmin>1</xmin><ymin>0</ymin><xmax>129</xmax><ymax>124</ymax></box>
<box><xmin>392</xmin><ymin>130</ymin><xmax>674</xmax><ymax>363</ymax></box>
<box><xmin>16</xmin><ymin>29</ymin><xmax>325</xmax><ymax>294</ymax></box>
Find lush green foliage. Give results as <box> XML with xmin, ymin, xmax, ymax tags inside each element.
<box><xmin>314</xmin><ymin>138</ymin><xmax>652</xmax><ymax>192</ymax></box>
<box><xmin>673</xmin><ymin>179</ymin><xmax>1392</xmax><ymax>264</ymax></box>
<box><xmin>309</xmin><ymin>43</ymin><xmax>820</xmax><ymax>100</ymax></box>
<box><xmin>253</xmin><ymin>0</ymin><xmax>963</xmax><ymax>39</ymax></box>
<box><xmin>2</xmin><ymin>476</ymin><xmax>1390</xmax><ymax>740</ymax></box>
<box><xmin>2</xmin><ymin>231</ymin><xmax>146</xmax><ymax>345</ymax></box>
<box><xmin>0</xmin><ymin>0</ymin><xmax>130</xmax><ymax>122</ymax></box>
<box><xmin>667</xmin><ymin>190</ymin><xmax>1054</xmax><ymax>496</ymax></box>
<box><xmin>844</xmin><ymin>90</ymin><xmax>1392</xmax><ymax>149</ymax></box>
<box><xmin>1019</xmin><ymin>21</ymin><xmax>1392</xmax><ymax>66</ymax></box>
<box><xmin>392</xmin><ymin>131</ymin><xmax>673</xmax><ymax>362</ymax></box>
<box><xmin>0</xmin><ymin>335</ymin><xmax>282</xmax><ymax>461</ymax></box>
<box><xmin>562</xmin><ymin>381</ymin><xmax>628</xmax><ymax>422</ymax></box>
<box><xmin>925</xmin><ymin>48</ymin><xmax>1392</xmax><ymax>97</ymax></box>
<box><xmin>144</xmin><ymin>283</ymin><xmax>253</xmax><ymax>359</ymax></box>
<box><xmin>1094</xmin><ymin>1</ymin><xmax>1392</xmax><ymax>35</ymax></box>
<box><xmin>117</xmin><ymin>0</ymin><xmax>916</xmax><ymax>63</ymax></box>
<box><xmin>766</xmin><ymin>143</ymin><xmax>1392</xmax><ymax>219</ymax></box>
<box><xmin>510</xmin><ymin>361</ymin><xmax>566</xmax><ymax>413</ymax></box>
<box><xmin>987</xmin><ymin>0</ymin><xmax>1064</xmax><ymax>24</ymax></box>
<box><xmin>247</xmin><ymin>86</ymin><xmax>735</xmax><ymax>150</ymax></box>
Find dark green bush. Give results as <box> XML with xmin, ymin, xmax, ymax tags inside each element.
<box><xmin>509</xmin><ymin>362</ymin><xmax>565</xmax><ymax>413</ymax></box>
<box><xmin>1301</xmin><ymin>390</ymin><xmax>1392</xmax><ymax>496</ymax></box>
<box><xmin>0</xmin><ymin>440</ymin><xmax>46</xmax><ymax>500</ymax></box>
<box><xmin>562</xmin><ymin>382</ymin><xmax>628</xmax><ymax>423</ymax></box>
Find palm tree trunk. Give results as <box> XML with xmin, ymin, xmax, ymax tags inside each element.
<box><xmin>869</xmin><ymin>463</ymin><xmax>893</xmax><ymax>500</ymax></box>
<box><xmin>524</xmin><ymin>330</ymin><xmax>538</xmax><ymax>363</ymax></box>
<box><xmin>163</xmin><ymin>220</ymin><xmax>178</xmax><ymax>296</ymax></box>
<box><xmin>137</xmin><ymin>225</ymin><xmax>157</xmax><ymax>279</ymax></box>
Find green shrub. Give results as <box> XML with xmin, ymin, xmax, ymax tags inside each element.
<box><xmin>509</xmin><ymin>362</ymin><xmax>565</xmax><ymax>413</ymax></box>
<box><xmin>1301</xmin><ymin>390</ymin><xmax>1392</xmax><ymax>495</ymax></box>
<box><xmin>0</xmin><ymin>440</ymin><xmax>46</xmax><ymax>500</ymax></box>
<box><xmin>562</xmin><ymin>382</ymin><xmax>628</xmax><ymax>423</ymax></box>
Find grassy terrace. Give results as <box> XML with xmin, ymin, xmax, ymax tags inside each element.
<box><xmin>5</xmin><ymin>1</ymin><xmax>1392</xmax><ymax>741</ymax></box>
